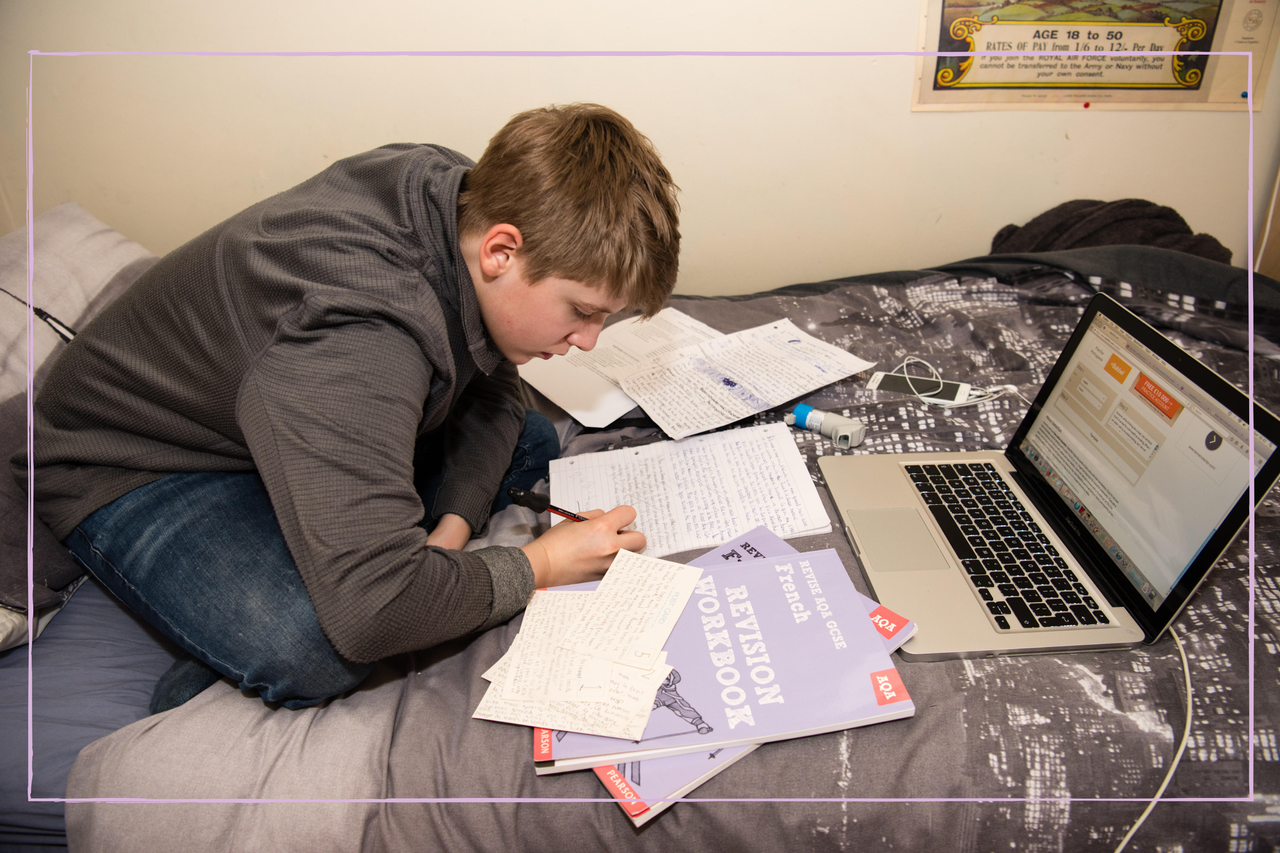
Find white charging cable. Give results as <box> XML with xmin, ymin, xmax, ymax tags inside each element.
<box><xmin>1112</xmin><ymin>625</ymin><xmax>1194</xmax><ymax>853</ymax></box>
<box><xmin>888</xmin><ymin>357</ymin><xmax>1033</xmax><ymax>409</ymax></box>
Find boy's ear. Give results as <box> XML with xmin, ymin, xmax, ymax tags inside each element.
<box><xmin>477</xmin><ymin>223</ymin><xmax>523</xmax><ymax>279</ymax></box>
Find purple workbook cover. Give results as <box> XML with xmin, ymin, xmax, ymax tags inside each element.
<box><xmin>536</xmin><ymin>542</ymin><xmax>915</xmax><ymax>773</ymax></box>
<box><xmin>588</xmin><ymin>527</ymin><xmax>919</xmax><ymax>825</ymax></box>
<box><xmin>692</xmin><ymin>526</ymin><xmax>918</xmax><ymax>652</ymax></box>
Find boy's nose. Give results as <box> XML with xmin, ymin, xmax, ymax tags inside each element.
<box><xmin>569</xmin><ymin>323</ymin><xmax>602</xmax><ymax>352</ymax></box>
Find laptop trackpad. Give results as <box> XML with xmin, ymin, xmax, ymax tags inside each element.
<box><xmin>846</xmin><ymin>508</ymin><xmax>952</xmax><ymax>573</ymax></box>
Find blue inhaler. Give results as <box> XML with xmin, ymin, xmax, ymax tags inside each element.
<box><xmin>784</xmin><ymin>404</ymin><xmax>866</xmax><ymax>449</ymax></box>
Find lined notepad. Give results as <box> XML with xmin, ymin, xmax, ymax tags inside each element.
<box><xmin>549</xmin><ymin>422</ymin><xmax>831</xmax><ymax>558</ymax></box>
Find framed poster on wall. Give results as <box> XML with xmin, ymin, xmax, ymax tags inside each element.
<box><xmin>912</xmin><ymin>0</ymin><xmax>1280</xmax><ymax>110</ymax></box>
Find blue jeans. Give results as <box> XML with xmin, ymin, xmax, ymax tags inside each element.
<box><xmin>65</xmin><ymin>410</ymin><xmax>558</xmax><ymax>711</ymax></box>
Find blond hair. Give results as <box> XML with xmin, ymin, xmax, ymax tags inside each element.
<box><xmin>458</xmin><ymin>104</ymin><xmax>680</xmax><ymax>317</ymax></box>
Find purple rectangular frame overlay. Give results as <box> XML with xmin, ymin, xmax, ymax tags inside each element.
<box><xmin>23</xmin><ymin>48</ymin><xmax>1258</xmax><ymax>808</ymax></box>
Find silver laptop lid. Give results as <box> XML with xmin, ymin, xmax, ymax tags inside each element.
<box><xmin>1005</xmin><ymin>292</ymin><xmax>1280</xmax><ymax>643</ymax></box>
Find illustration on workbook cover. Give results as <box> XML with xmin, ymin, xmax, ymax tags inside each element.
<box><xmin>536</xmin><ymin>539</ymin><xmax>916</xmax><ymax>772</ymax></box>
<box><xmin>587</xmin><ymin>526</ymin><xmax>918</xmax><ymax>824</ymax></box>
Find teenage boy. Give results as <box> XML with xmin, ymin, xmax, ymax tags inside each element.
<box><xmin>17</xmin><ymin>103</ymin><xmax>680</xmax><ymax>712</ymax></box>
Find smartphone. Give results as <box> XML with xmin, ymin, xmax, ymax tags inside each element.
<box><xmin>865</xmin><ymin>371</ymin><xmax>971</xmax><ymax>405</ymax></box>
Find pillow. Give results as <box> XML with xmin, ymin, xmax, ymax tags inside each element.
<box><xmin>0</xmin><ymin>203</ymin><xmax>157</xmax><ymax>650</ymax></box>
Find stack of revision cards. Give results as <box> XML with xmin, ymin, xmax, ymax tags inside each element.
<box><xmin>550</xmin><ymin>422</ymin><xmax>831</xmax><ymax>558</ymax></box>
<box><xmin>473</xmin><ymin>550</ymin><xmax>702</xmax><ymax>740</ymax></box>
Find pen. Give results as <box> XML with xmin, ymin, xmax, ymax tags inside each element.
<box><xmin>506</xmin><ymin>487</ymin><xmax>588</xmax><ymax>522</ymax></box>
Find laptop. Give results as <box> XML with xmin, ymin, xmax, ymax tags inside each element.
<box><xmin>818</xmin><ymin>292</ymin><xmax>1280</xmax><ymax>660</ymax></box>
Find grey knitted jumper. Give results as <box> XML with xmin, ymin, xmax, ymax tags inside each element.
<box><xmin>19</xmin><ymin>144</ymin><xmax>537</xmax><ymax>663</ymax></box>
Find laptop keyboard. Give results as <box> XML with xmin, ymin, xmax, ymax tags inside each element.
<box><xmin>905</xmin><ymin>462</ymin><xmax>1111</xmax><ymax>632</ymax></box>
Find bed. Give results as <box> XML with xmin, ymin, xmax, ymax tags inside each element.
<box><xmin>4</xmin><ymin>203</ymin><xmax>1280</xmax><ymax>852</ymax></box>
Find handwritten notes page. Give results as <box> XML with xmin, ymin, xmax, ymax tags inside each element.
<box><xmin>557</xmin><ymin>549</ymin><xmax>701</xmax><ymax>670</ymax></box>
<box><xmin>476</xmin><ymin>645</ymin><xmax>669</xmax><ymax>740</ymax></box>
<box><xmin>517</xmin><ymin>307</ymin><xmax>724</xmax><ymax>428</ymax></box>
<box><xmin>550</xmin><ymin>422</ymin><xmax>831</xmax><ymax>558</ymax></box>
<box><xmin>498</xmin><ymin>592</ymin><xmax>612</xmax><ymax>702</ymax></box>
<box><xmin>473</xmin><ymin>551</ymin><xmax>699</xmax><ymax>739</ymax></box>
<box><xmin>617</xmin><ymin>318</ymin><xmax>875</xmax><ymax>440</ymax></box>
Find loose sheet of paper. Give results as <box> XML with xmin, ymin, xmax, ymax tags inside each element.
<box><xmin>517</xmin><ymin>307</ymin><xmax>723</xmax><ymax>428</ymax></box>
<box><xmin>475</xmin><ymin>647</ymin><xmax>670</xmax><ymax>740</ymax></box>
<box><xmin>550</xmin><ymin>422</ymin><xmax>831</xmax><ymax>558</ymax></box>
<box><xmin>474</xmin><ymin>552</ymin><xmax>698</xmax><ymax>737</ymax></box>
<box><xmin>556</xmin><ymin>549</ymin><xmax>701</xmax><ymax>670</ymax></box>
<box><xmin>617</xmin><ymin>318</ymin><xmax>875</xmax><ymax>439</ymax></box>
<box><xmin>498</xmin><ymin>591</ymin><xmax>612</xmax><ymax>702</ymax></box>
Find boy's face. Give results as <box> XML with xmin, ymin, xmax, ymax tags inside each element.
<box><xmin>477</xmin><ymin>266</ymin><xmax>626</xmax><ymax>365</ymax></box>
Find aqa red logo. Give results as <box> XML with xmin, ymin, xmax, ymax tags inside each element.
<box><xmin>868</xmin><ymin>605</ymin><xmax>902</xmax><ymax>638</ymax></box>
<box><xmin>870</xmin><ymin>668</ymin><xmax>909</xmax><ymax>705</ymax></box>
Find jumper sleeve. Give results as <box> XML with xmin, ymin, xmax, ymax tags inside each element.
<box><xmin>236</xmin><ymin>300</ymin><xmax>533</xmax><ymax>663</ymax></box>
<box><xmin>429</xmin><ymin>359</ymin><xmax>527</xmax><ymax>536</ymax></box>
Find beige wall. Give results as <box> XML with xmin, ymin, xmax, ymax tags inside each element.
<box><xmin>3</xmin><ymin>0</ymin><xmax>1278</xmax><ymax>297</ymax></box>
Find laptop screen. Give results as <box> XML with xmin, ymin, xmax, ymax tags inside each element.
<box><xmin>1009</xmin><ymin>295</ymin><xmax>1279</xmax><ymax>626</ymax></box>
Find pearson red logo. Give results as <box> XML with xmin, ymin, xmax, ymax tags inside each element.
<box><xmin>593</xmin><ymin>766</ymin><xmax>650</xmax><ymax>818</ymax></box>
<box><xmin>534</xmin><ymin>727</ymin><xmax>553</xmax><ymax>760</ymax></box>
<box><xmin>870</xmin><ymin>668</ymin><xmax>909</xmax><ymax>705</ymax></box>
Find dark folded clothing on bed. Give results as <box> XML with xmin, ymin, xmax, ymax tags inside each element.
<box><xmin>991</xmin><ymin>198</ymin><xmax>1232</xmax><ymax>265</ymax></box>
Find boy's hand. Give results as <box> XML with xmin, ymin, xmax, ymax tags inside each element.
<box><xmin>521</xmin><ymin>505</ymin><xmax>646</xmax><ymax>588</ymax></box>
